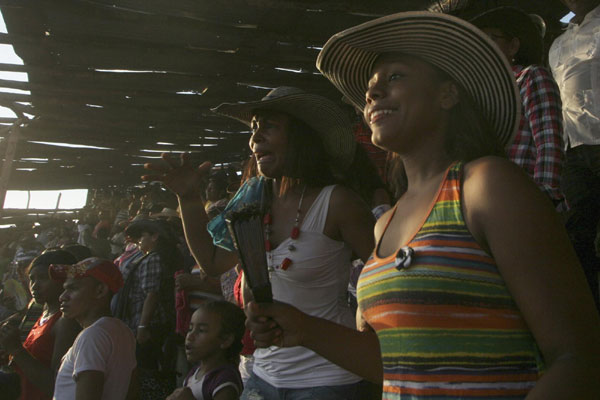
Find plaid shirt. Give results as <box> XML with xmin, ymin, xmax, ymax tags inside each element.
<box><xmin>510</xmin><ymin>65</ymin><xmax>566</xmax><ymax>210</ymax></box>
<box><xmin>119</xmin><ymin>250</ymin><xmax>168</xmax><ymax>332</ymax></box>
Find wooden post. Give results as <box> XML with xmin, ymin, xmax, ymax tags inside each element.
<box><xmin>0</xmin><ymin>121</ymin><xmax>22</xmax><ymax>216</ymax></box>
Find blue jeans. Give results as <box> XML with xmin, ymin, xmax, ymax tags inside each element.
<box><xmin>240</xmin><ymin>372</ymin><xmax>363</xmax><ymax>400</ymax></box>
<box><xmin>562</xmin><ymin>144</ymin><xmax>600</xmax><ymax>312</ymax></box>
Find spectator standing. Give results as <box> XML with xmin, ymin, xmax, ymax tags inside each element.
<box><xmin>0</xmin><ymin>251</ymin><xmax>81</xmax><ymax>400</ymax></box>
<box><xmin>549</xmin><ymin>0</ymin><xmax>600</xmax><ymax>310</ymax></box>
<box><xmin>144</xmin><ymin>86</ymin><xmax>375</xmax><ymax>399</ymax></box>
<box><xmin>247</xmin><ymin>11</ymin><xmax>600</xmax><ymax>399</ymax></box>
<box><xmin>112</xmin><ymin>218</ymin><xmax>180</xmax><ymax>398</ymax></box>
<box><xmin>50</xmin><ymin>257</ymin><xmax>136</xmax><ymax>400</ymax></box>
<box><xmin>472</xmin><ymin>7</ymin><xmax>566</xmax><ymax>210</ymax></box>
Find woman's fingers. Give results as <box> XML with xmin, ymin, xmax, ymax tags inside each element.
<box><xmin>143</xmin><ymin>162</ymin><xmax>170</xmax><ymax>173</ymax></box>
<box><xmin>162</xmin><ymin>152</ymin><xmax>180</xmax><ymax>168</ymax></box>
<box><xmin>140</xmin><ymin>173</ymin><xmax>164</xmax><ymax>182</ymax></box>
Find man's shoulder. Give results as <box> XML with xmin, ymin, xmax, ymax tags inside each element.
<box><xmin>79</xmin><ymin>317</ymin><xmax>134</xmax><ymax>342</ymax></box>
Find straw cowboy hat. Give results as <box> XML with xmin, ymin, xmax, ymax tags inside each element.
<box><xmin>316</xmin><ymin>11</ymin><xmax>520</xmax><ymax>148</ymax></box>
<box><xmin>211</xmin><ymin>86</ymin><xmax>356</xmax><ymax>170</ymax></box>
<box><xmin>471</xmin><ymin>7</ymin><xmax>545</xmax><ymax>66</ymax></box>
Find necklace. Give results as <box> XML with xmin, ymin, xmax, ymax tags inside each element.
<box><xmin>264</xmin><ymin>185</ymin><xmax>306</xmax><ymax>272</ymax></box>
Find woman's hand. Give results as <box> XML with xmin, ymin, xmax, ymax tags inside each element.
<box><xmin>142</xmin><ymin>153</ymin><xmax>211</xmax><ymax>200</ymax></box>
<box><xmin>166</xmin><ymin>387</ymin><xmax>195</xmax><ymax>400</ymax></box>
<box><xmin>245</xmin><ymin>301</ymin><xmax>308</xmax><ymax>348</ymax></box>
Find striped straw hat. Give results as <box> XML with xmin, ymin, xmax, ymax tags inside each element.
<box><xmin>212</xmin><ymin>87</ymin><xmax>356</xmax><ymax>170</ymax></box>
<box><xmin>316</xmin><ymin>11</ymin><xmax>519</xmax><ymax>148</ymax></box>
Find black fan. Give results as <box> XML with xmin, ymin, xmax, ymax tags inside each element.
<box><xmin>226</xmin><ymin>204</ymin><xmax>273</xmax><ymax>303</ymax></box>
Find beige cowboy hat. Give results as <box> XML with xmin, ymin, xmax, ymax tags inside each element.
<box><xmin>211</xmin><ymin>86</ymin><xmax>356</xmax><ymax>170</ymax></box>
<box><xmin>316</xmin><ymin>11</ymin><xmax>520</xmax><ymax>148</ymax></box>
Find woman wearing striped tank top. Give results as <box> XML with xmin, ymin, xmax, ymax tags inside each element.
<box><xmin>247</xmin><ymin>11</ymin><xmax>600</xmax><ymax>400</ymax></box>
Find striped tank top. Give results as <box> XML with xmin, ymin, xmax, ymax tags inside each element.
<box><xmin>357</xmin><ymin>162</ymin><xmax>544</xmax><ymax>399</ymax></box>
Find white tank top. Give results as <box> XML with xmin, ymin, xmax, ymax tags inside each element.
<box><xmin>252</xmin><ymin>185</ymin><xmax>361</xmax><ymax>388</ymax></box>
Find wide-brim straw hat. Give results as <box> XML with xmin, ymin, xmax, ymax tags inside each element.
<box><xmin>471</xmin><ymin>7</ymin><xmax>544</xmax><ymax>66</ymax></box>
<box><xmin>316</xmin><ymin>11</ymin><xmax>519</xmax><ymax>148</ymax></box>
<box><xmin>211</xmin><ymin>86</ymin><xmax>356</xmax><ymax>170</ymax></box>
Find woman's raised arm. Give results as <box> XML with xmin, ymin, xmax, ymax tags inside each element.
<box><xmin>142</xmin><ymin>152</ymin><xmax>237</xmax><ymax>277</ymax></box>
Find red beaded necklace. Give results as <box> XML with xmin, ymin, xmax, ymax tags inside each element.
<box><xmin>264</xmin><ymin>185</ymin><xmax>306</xmax><ymax>272</ymax></box>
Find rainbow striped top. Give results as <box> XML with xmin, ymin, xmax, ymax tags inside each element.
<box><xmin>357</xmin><ymin>162</ymin><xmax>544</xmax><ymax>399</ymax></box>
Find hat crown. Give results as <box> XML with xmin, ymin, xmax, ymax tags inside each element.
<box><xmin>261</xmin><ymin>86</ymin><xmax>305</xmax><ymax>101</ymax></box>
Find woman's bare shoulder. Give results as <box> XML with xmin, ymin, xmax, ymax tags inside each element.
<box><xmin>462</xmin><ymin>155</ymin><xmax>543</xmax><ymax>203</ymax></box>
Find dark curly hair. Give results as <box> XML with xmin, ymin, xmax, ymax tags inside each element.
<box><xmin>197</xmin><ymin>300</ymin><xmax>246</xmax><ymax>365</ymax></box>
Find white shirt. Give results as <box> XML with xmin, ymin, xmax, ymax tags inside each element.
<box><xmin>549</xmin><ymin>5</ymin><xmax>600</xmax><ymax>148</ymax></box>
<box><xmin>53</xmin><ymin>317</ymin><xmax>136</xmax><ymax>400</ymax></box>
<box><xmin>253</xmin><ymin>185</ymin><xmax>361</xmax><ymax>388</ymax></box>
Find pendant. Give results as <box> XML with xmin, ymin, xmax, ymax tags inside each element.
<box><xmin>290</xmin><ymin>226</ymin><xmax>300</xmax><ymax>239</ymax></box>
<box><xmin>281</xmin><ymin>257</ymin><xmax>292</xmax><ymax>270</ymax></box>
<box><xmin>394</xmin><ymin>246</ymin><xmax>414</xmax><ymax>270</ymax></box>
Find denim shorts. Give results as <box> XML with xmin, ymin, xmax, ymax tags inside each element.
<box><xmin>240</xmin><ymin>372</ymin><xmax>364</xmax><ymax>400</ymax></box>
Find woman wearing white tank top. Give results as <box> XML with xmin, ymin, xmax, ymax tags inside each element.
<box><xmin>143</xmin><ymin>86</ymin><xmax>376</xmax><ymax>400</ymax></box>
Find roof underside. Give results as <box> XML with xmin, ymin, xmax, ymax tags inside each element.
<box><xmin>0</xmin><ymin>0</ymin><xmax>568</xmax><ymax>190</ymax></box>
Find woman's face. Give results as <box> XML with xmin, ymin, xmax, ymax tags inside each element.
<box><xmin>29</xmin><ymin>264</ymin><xmax>63</xmax><ymax>305</ymax></box>
<box><xmin>248</xmin><ymin>111</ymin><xmax>289</xmax><ymax>179</ymax></box>
<box><xmin>363</xmin><ymin>53</ymin><xmax>449</xmax><ymax>153</ymax></box>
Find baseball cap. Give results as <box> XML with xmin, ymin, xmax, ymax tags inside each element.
<box><xmin>49</xmin><ymin>257</ymin><xmax>124</xmax><ymax>293</ymax></box>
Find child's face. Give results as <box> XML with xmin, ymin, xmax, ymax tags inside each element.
<box><xmin>185</xmin><ymin>308</ymin><xmax>225</xmax><ymax>363</ymax></box>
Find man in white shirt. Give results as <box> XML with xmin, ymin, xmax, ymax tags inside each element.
<box><xmin>49</xmin><ymin>257</ymin><xmax>137</xmax><ymax>400</ymax></box>
<box><xmin>549</xmin><ymin>0</ymin><xmax>600</xmax><ymax>311</ymax></box>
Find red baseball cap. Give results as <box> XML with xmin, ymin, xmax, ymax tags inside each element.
<box><xmin>49</xmin><ymin>257</ymin><xmax>124</xmax><ymax>293</ymax></box>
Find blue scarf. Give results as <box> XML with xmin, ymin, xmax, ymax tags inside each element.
<box><xmin>206</xmin><ymin>176</ymin><xmax>266</xmax><ymax>251</ymax></box>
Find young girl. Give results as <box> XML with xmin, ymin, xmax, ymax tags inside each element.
<box><xmin>167</xmin><ymin>300</ymin><xmax>245</xmax><ymax>400</ymax></box>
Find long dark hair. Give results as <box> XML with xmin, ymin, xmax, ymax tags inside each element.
<box><xmin>250</xmin><ymin>110</ymin><xmax>339</xmax><ymax>195</ymax></box>
<box><xmin>430</xmin><ymin>64</ymin><xmax>506</xmax><ymax>162</ymax></box>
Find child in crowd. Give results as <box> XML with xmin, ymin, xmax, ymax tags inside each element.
<box><xmin>167</xmin><ymin>300</ymin><xmax>244</xmax><ymax>400</ymax></box>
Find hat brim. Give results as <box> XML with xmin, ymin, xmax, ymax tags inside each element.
<box><xmin>125</xmin><ymin>219</ymin><xmax>173</xmax><ymax>241</ymax></box>
<box><xmin>211</xmin><ymin>93</ymin><xmax>356</xmax><ymax>170</ymax></box>
<box><xmin>316</xmin><ymin>11</ymin><xmax>519</xmax><ymax>148</ymax></box>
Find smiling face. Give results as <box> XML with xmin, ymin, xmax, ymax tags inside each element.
<box><xmin>29</xmin><ymin>264</ymin><xmax>63</xmax><ymax>305</ymax></box>
<box><xmin>363</xmin><ymin>53</ymin><xmax>454</xmax><ymax>154</ymax></box>
<box><xmin>184</xmin><ymin>308</ymin><xmax>228</xmax><ymax>364</ymax></box>
<box><xmin>249</xmin><ymin>111</ymin><xmax>290</xmax><ymax>179</ymax></box>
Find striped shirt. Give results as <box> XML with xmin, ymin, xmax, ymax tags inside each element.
<box><xmin>357</xmin><ymin>162</ymin><xmax>544</xmax><ymax>399</ymax></box>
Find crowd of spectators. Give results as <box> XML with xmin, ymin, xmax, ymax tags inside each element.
<box><xmin>0</xmin><ymin>2</ymin><xmax>599</xmax><ymax>399</ymax></box>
